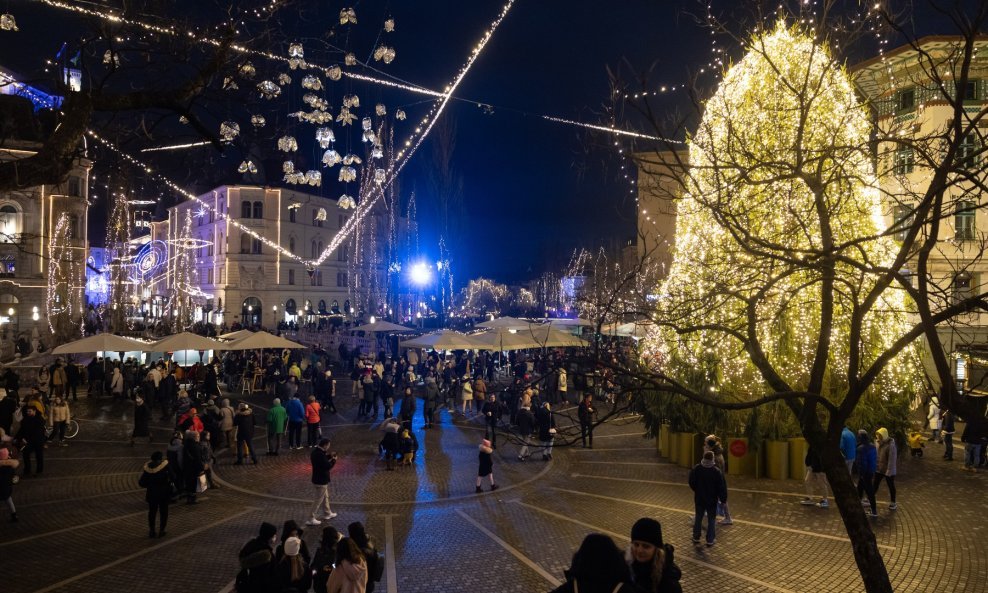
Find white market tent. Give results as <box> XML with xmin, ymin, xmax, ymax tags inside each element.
<box><xmin>353</xmin><ymin>321</ymin><xmax>416</xmax><ymax>333</ymax></box>
<box><xmin>52</xmin><ymin>333</ymin><xmax>152</xmax><ymax>355</ymax></box>
<box><xmin>400</xmin><ymin>330</ymin><xmax>485</xmax><ymax>351</ymax></box>
<box><xmin>151</xmin><ymin>332</ymin><xmax>229</xmax><ymax>353</ymax></box>
<box><xmin>218</xmin><ymin>329</ymin><xmax>255</xmax><ymax>341</ymax></box>
<box><xmin>226</xmin><ymin>331</ymin><xmax>306</xmax><ymax>350</ymax></box>
<box><xmin>476</xmin><ymin>316</ymin><xmax>533</xmax><ymax>329</ymax></box>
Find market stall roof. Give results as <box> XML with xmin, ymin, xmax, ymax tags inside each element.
<box><xmin>399</xmin><ymin>330</ymin><xmax>485</xmax><ymax>351</ymax></box>
<box><xmin>352</xmin><ymin>321</ymin><xmax>416</xmax><ymax>333</ymax></box>
<box><xmin>476</xmin><ymin>316</ymin><xmax>533</xmax><ymax>329</ymax></box>
<box><xmin>150</xmin><ymin>332</ymin><xmax>228</xmax><ymax>353</ymax></box>
<box><xmin>52</xmin><ymin>333</ymin><xmax>152</xmax><ymax>354</ymax></box>
<box><xmin>226</xmin><ymin>331</ymin><xmax>306</xmax><ymax>350</ymax></box>
<box><xmin>218</xmin><ymin>329</ymin><xmax>254</xmax><ymax>341</ymax></box>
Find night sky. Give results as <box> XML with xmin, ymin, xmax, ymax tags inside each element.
<box><xmin>0</xmin><ymin>1</ymin><xmax>959</xmax><ymax>284</ymax></box>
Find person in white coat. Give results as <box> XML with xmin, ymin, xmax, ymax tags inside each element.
<box><xmin>928</xmin><ymin>400</ymin><xmax>942</xmax><ymax>443</ymax></box>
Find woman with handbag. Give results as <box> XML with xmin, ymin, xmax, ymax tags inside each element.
<box><xmin>537</xmin><ymin>402</ymin><xmax>557</xmax><ymax>461</ymax></box>
<box><xmin>181</xmin><ymin>431</ymin><xmax>206</xmax><ymax>504</ymax></box>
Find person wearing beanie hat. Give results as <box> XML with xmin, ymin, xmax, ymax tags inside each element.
<box><xmin>688</xmin><ymin>450</ymin><xmax>727</xmax><ymax>547</ymax></box>
<box><xmin>476</xmin><ymin>439</ymin><xmax>498</xmax><ymax>493</ymax></box>
<box><xmin>239</xmin><ymin>522</ymin><xmax>278</xmax><ymax>593</ymax></box>
<box><xmin>138</xmin><ymin>450</ymin><xmax>171</xmax><ymax>537</ymax></box>
<box><xmin>628</xmin><ymin>518</ymin><xmax>682</xmax><ymax>593</ymax></box>
<box><xmin>0</xmin><ymin>446</ymin><xmax>19</xmax><ymax>522</ymax></box>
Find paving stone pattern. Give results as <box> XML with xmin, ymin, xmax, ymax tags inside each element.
<box><xmin>1</xmin><ymin>381</ymin><xmax>985</xmax><ymax>593</ymax></box>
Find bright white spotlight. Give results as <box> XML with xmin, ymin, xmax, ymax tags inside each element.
<box><xmin>410</xmin><ymin>262</ymin><xmax>431</xmax><ymax>285</ymax></box>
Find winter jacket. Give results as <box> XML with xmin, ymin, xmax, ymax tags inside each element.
<box><xmin>536</xmin><ymin>406</ymin><xmax>556</xmax><ymax>441</ymax></box>
<box><xmin>311</xmin><ymin>447</ymin><xmax>337</xmax><ymax>485</ymax></box>
<box><xmin>267</xmin><ymin>404</ymin><xmax>288</xmax><ymax>434</ymax></box>
<box><xmin>286</xmin><ymin>398</ymin><xmax>306</xmax><ymax>423</ymax></box>
<box><xmin>139</xmin><ymin>459</ymin><xmax>172</xmax><ymax>503</ymax></box>
<box><xmin>324</xmin><ymin>557</ymin><xmax>368</xmax><ymax>593</ymax></box>
<box><xmin>400</xmin><ymin>394</ymin><xmax>416</xmax><ymax>421</ymax></box>
<box><xmin>110</xmin><ymin>369</ymin><xmax>124</xmax><ymax>394</ymax></box>
<box><xmin>516</xmin><ymin>407</ymin><xmax>535</xmax><ymax>437</ymax></box>
<box><xmin>688</xmin><ymin>459</ymin><xmax>727</xmax><ymax>507</ymax></box>
<box><xmin>50</xmin><ymin>402</ymin><xmax>71</xmax><ymax>424</ymax></box>
<box><xmin>804</xmin><ymin>447</ymin><xmax>824</xmax><ymax>473</ymax></box>
<box><xmin>578</xmin><ymin>399</ymin><xmax>595</xmax><ymax>424</ymax></box>
<box><xmin>630</xmin><ymin>545</ymin><xmax>683</xmax><ymax>593</ymax></box>
<box><xmin>481</xmin><ymin>400</ymin><xmax>503</xmax><ymax>425</ymax></box>
<box><xmin>461</xmin><ymin>381</ymin><xmax>474</xmax><ymax>401</ymax></box>
<box><xmin>234</xmin><ymin>410</ymin><xmax>256</xmax><ymax>440</ymax></box>
<box><xmin>840</xmin><ymin>427</ymin><xmax>857</xmax><ymax>461</ymax></box>
<box><xmin>238</xmin><ymin>538</ymin><xmax>275</xmax><ymax>593</ymax></box>
<box><xmin>306</xmin><ymin>402</ymin><xmax>322</xmax><ymax>424</ymax></box>
<box><xmin>856</xmin><ymin>443</ymin><xmax>877</xmax><ymax>475</ymax></box>
<box><xmin>875</xmin><ymin>428</ymin><xmax>897</xmax><ymax>476</ymax></box>
<box><xmin>548</xmin><ymin>579</ymin><xmax>638</xmax><ymax>593</ymax></box>
<box><xmin>15</xmin><ymin>413</ymin><xmax>46</xmax><ymax>444</ymax></box>
<box><xmin>423</xmin><ymin>382</ymin><xmax>439</xmax><ymax>409</ymax></box>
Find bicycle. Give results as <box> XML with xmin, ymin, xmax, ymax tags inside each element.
<box><xmin>45</xmin><ymin>418</ymin><xmax>80</xmax><ymax>441</ymax></box>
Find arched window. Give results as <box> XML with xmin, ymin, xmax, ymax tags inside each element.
<box><xmin>252</xmin><ymin>201</ymin><xmax>264</xmax><ymax>219</ymax></box>
<box><xmin>318</xmin><ymin>299</ymin><xmax>327</xmax><ymax>312</ymax></box>
<box><xmin>289</xmin><ymin>208</ymin><xmax>297</xmax><ymax>223</ymax></box>
<box><xmin>289</xmin><ymin>237</ymin><xmax>296</xmax><ymax>254</ymax></box>
<box><xmin>318</xmin><ymin>241</ymin><xmax>323</xmax><ymax>256</ymax></box>
<box><xmin>311</xmin><ymin>240</ymin><xmax>318</xmax><ymax>259</ymax></box>
<box><xmin>0</xmin><ymin>204</ymin><xmax>22</xmax><ymax>243</ymax></box>
<box><xmin>285</xmin><ymin>299</ymin><xmax>297</xmax><ymax>315</ymax></box>
<box><xmin>241</xmin><ymin>200</ymin><xmax>251</xmax><ymax>218</ymax></box>
<box><xmin>331</xmin><ymin>300</ymin><xmax>339</xmax><ymax>313</ymax></box>
<box><xmin>240</xmin><ymin>234</ymin><xmax>251</xmax><ymax>254</ymax></box>
<box><xmin>242</xmin><ymin>296</ymin><xmax>262</xmax><ymax>325</ymax></box>
<box><xmin>251</xmin><ymin>238</ymin><xmax>262</xmax><ymax>254</ymax></box>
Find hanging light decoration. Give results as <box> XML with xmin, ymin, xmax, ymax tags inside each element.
<box><xmin>339</xmin><ymin>7</ymin><xmax>357</xmax><ymax>25</ymax></box>
<box><xmin>384</xmin><ymin>18</ymin><xmax>395</xmax><ymax>33</ymax></box>
<box><xmin>322</xmin><ymin>149</ymin><xmax>342</xmax><ymax>167</ymax></box>
<box><xmin>288</xmin><ymin>42</ymin><xmax>305</xmax><ymax>69</ymax></box>
<box><xmin>238</xmin><ymin>160</ymin><xmax>258</xmax><ymax>174</ymax></box>
<box><xmin>223</xmin><ymin>77</ymin><xmax>239</xmax><ymax>91</ymax></box>
<box><xmin>305</xmin><ymin>171</ymin><xmax>322</xmax><ymax>186</ymax></box>
<box><xmin>374</xmin><ymin>169</ymin><xmax>386</xmax><ymax>185</ymax></box>
<box><xmin>343</xmin><ymin>95</ymin><xmax>360</xmax><ymax>108</ymax></box>
<box><xmin>342</xmin><ymin>154</ymin><xmax>362</xmax><ymax>166</ymax></box>
<box><xmin>395</xmin><ymin>109</ymin><xmax>406</xmax><ymax>121</ymax></box>
<box><xmin>277</xmin><ymin>73</ymin><xmax>292</xmax><ymax>86</ymax></box>
<box><xmin>344</xmin><ymin>53</ymin><xmax>357</xmax><ymax>66</ymax></box>
<box><xmin>337</xmin><ymin>107</ymin><xmax>356</xmax><ymax>126</ymax></box>
<box><xmin>315</xmin><ymin>208</ymin><xmax>328</xmax><ymax>221</ymax></box>
<box><xmin>338</xmin><ymin>166</ymin><xmax>357</xmax><ymax>182</ymax></box>
<box><xmin>302</xmin><ymin>75</ymin><xmax>323</xmax><ymax>90</ymax></box>
<box><xmin>257</xmin><ymin>80</ymin><xmax>281</xmax><ymax>99</ymax></box>
<box><xmin>375</xmin><ymin>103</ymin><xmax>387</xmax><ymax>116</ymax></box>
<box><xmin>303</xmin><ymin>94</ymin><xmax>329</xmax><ymax>110</ymax></box>
<box><xmin>0</xmin><ymin>14</ymin><xmax>18</xmax><ymax>31</ymax></box>
<box><xmin>219</xmin><ymin>121</ymin><xmax>240</xmax><ymax>141</ymax></box>
<box><xmin>373</xmin><ymin>45</ymin><xmax>396</xmax><ymax>64</ymax></box>
<box><xmin>238</xmin><ymin>62</ymin><xmax>256</xmax><ymax>79</ymax></box>
<box><xmin>371</xmin><ymin>145</ymin><xmax>384</xmax><ymax>160</ymax></box>
<box><xmin>251</xmin><ymin>114</ymin><xmax>266</xmax><ymax>128</ymax></box>
<box><xmin>283</xmin><ymin>161</ymin><xmax>296</xmax><ymax>174</ymax></box>
<box><xmin>338</xmin><ymin>194</ymin><xmax>357</xmax><ymax>210</ymax></box>
<box><xmin>277</xmin><ymin>136</ymin><xmax>298</xmax><ymax>152</ymax></box>
<box><xmin>315</xmin><ymin>127</ymin><xmax>336</xmax><ymax>148</ymax></box>
<box><xmin>326</xmin><ymin>65</ymin><xmax>342</xmax><ymax>81</ymax></box>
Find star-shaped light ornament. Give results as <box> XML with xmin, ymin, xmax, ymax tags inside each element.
<box><xmin>339</xmin><ymin>8</ymin><xmax>357</xmax><ymax>25</ymax></box>
<box><xmin>337</xmin><ymin>107</ymin><xmax>356</xmax><ymax>126</ymax></box>
<box><xmin>257</xmin><ymin>80</ymin><xmax>281</xmax><ymax>99</ymax></box>
<box><xmin>219</xmin><ymin>121</ymin><xmax>240</xmax><ymax>141</ymax></box>
<box><xmin>0</xmin><ymin>14</ymin><xmax>18</xmax><ymax>31</ymax></box>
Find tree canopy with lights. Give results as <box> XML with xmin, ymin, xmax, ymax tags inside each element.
<box><xmin>652</xmin><ymin>23</ymin><xmax>922</xmax><ymax>406</ymax></box>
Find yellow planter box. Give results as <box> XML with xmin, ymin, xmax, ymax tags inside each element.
<box><xmin>658</xmin><ymin>424</ymin><xmax>671</xmax><ymax>457</ymax></box>
<box><xmin>668</xmin><ymin>431</ymin><xmax>681</xmax><ymax>462</ymax></box>
<box><xmin>789</xmin><ymin>437</ymin><xmax>809</xmax><ymax>480</ymax></box>
<box><xmin>764</xmin><ymin>440</ymin><xmax>790</xmax><ymax>480</ymax></box>
<box><xmin>726</xmin><ymin>437</ymin><xmax>755</xmax><ymax>476</ymax></box>
<box><xmin>678</xmin><ymin>432</ymin><xmax>698</xmax><ymax>467</ymax></box>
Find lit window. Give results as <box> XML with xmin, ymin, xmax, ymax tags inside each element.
<box><xmin>895</xmin><ymin>88</ymin><xmax>915</xmax><ymax>112</ymax></box>
<box><xmin>953</xmin><ymin>272</ymin><xmax>974</xmax><ymax>306</ymax></box>
<box><xmin>956</xmin><ymin>134</ymin><xmax>980</xmax><ymax>169</ymax></box>
<box><xmin>892</xmin><ymin>204</ymin><xmax>915</xmax><ymax>242</ymax></box>
<box><xmin>894</xmin><ymin>146</ymin><xmax>914</xmax><ymax>175</ymax></box>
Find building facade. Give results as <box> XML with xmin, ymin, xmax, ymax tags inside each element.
<box><xmin>853</xmin><ymin>36</ymin><xmax>988</xmax><ymax>390</ymax></box>
<box><xmin>149</xmin><ymin>185</ymin><xmax>392</xmax><ymax>329</ymax></box>
<box><xmin>0</xmin><ymin>95</ymin><xmax>89</xmax><ymax>355</ymax></box>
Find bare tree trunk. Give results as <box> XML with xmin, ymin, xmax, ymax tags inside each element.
<box><xmin>823</xmin><ymin>449</ymin><xmax>894</xmax><ymax>593</ymax></box>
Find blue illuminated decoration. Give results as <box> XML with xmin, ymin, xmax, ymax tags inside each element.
<box><xmin>131</xmin><ymin>240</ymin><xmax>166</xmax><ymax>281</ymax></box>
<box><xmin>85</xmin><ymin>250</ymin><xmax>109</xmax><ymax>306</ymax></box>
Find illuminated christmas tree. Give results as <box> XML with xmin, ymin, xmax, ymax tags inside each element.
<box><xmin>105</xmin><ymin>189</ymin><xmax>132</xmax><ymax>333</ymax></box>
<box><xmin>652</xmin><ymin>23</ymin><xmax>922</xmax><ymax>406</ymax></box>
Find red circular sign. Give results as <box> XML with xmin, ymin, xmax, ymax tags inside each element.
<box><xmin>729</xmin><ymin>439</ymin><xmax>748</xmax><ymax>457</ymax></box>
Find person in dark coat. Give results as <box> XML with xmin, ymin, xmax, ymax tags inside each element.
<box><xmin>516</xmin><ymin>404</ymin><xmax>536</xmax><ymax>460</ymax></box>
<box><xmin>628</xmin><ymin>517</ymin><xmax>682</xmax><ymax>593</ymax></box>
<box><xmin>0</xmin><ymin>447</ymin><xmax>19</xmax><ymax>522</ymax></box>
<box><xmin>422</xmin><ymin>378</ymin><xmax>439</xmax><ymax>429</ymax></box>
<box><xmin>15</xmin><ymin>406</ymin><xmax>46</xmax><ymax>476</ymax></box>
<box><xmin>310</xmin><ymin>526</ymin><xmax>342</xmax><ymax>593</ymax></box>
<box><xmin>182</xmin><ymin>432</ymin><xmax>206</xmax><ymax>503</ymax></box>
<box><xmin>536</xmin><ymin>402</ymin><xmax>556</xmax><ymax>460</ymax></box>
<box><xmin>65</xmin><ymin>362</ymin><xmax>80</xmax><ymax>401</ymax></box>
<box><xmin>399</xmin><ymin>386</ymin><xmax>416</xmax><ymax>430</ymax></box>
<box><xmin>234</xmin><ymin>403</ymin><xmax>259</xmax><ymax>464</ymax></box>
<box><xmin>238</xmin><ymin>522</ymin><xmax>278</xmax><ymax>593</ymax></box>
<box><xmin>0</xmin><ymin>390</ymin><xmax>16</xmax><ymax>434</ymax></box>
<box><xmin>306</xmin><ymin>438</ymin><xmax>338</xmax><ymax>525</ymax></box>
<box><xmin>481</xmin><ymin>394</ymin><xmax>504</xmax><ymax>449</ymax></box>
<box><xmin>688</xmin><ymin>451</ymin><xmax>727</xmax><ymax>547</ymax></box>
<box><xmin>2</xmin><ymin>367</ymin><xmax>19</xmax><ymax>402</ymax></box>
<box><xmin>549</xmin><ymin>533</ymin><xmax>641</xmax><ymax>593</ymax></box>
<box><xmin>475</xmin><ymin>438</ymin><xmax>498</xmax><ymax>493</ymax></box>
<box><xmin>138</xmin><ymin>451</ymin><xmax>171</xmax><ymax>537</ymax></box>
<box><xmin>578</xmin><ymin>394</ymin><xmax>596</xmax><ymax>448</ymax></box>
<box><xmin>131</xmin><ymin>396</ymin><xmax>152</xmax><ymax>445</ymax></box>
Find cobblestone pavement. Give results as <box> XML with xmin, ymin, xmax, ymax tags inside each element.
<box><xmin>2</xmin><ymin>383</ymin><xmax>985</xmax><ymax>593</ymax></box>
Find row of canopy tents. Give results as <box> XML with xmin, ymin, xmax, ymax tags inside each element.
<box><xmin>400</xmin><ymin>316</ymin><xmax>591</xmax><ymax>352</ymax></box>
<box><xmin>51</xmin><ymin>330</ymin><xmax>307</xmax><ymax>357</ymax></box>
